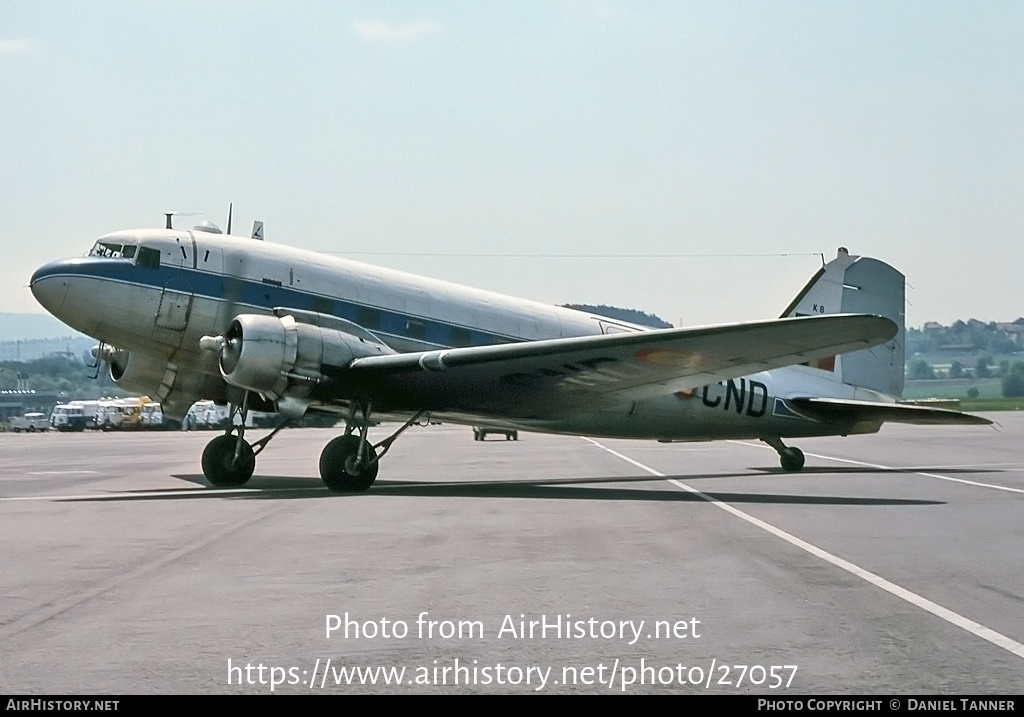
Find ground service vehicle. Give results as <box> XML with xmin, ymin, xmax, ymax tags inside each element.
<box><xmin>10</xmin><ymin>413</ymin><xmax>50</xmax><ymax>432</ymax></box>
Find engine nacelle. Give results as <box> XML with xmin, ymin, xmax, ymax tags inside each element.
<box><xmin>218</xmin><ymin>313</ymin><xmax>391</xmax><ymax>400</ymax></box>
<box><xmin>109</xmin><ymin>350</ymin><xmax>172</xmax><ymax>396</ymax></box>
<box><xmin>107</xmin><ymin>349</ymin><xmax>225</xmax><ymax>420</ymax></box>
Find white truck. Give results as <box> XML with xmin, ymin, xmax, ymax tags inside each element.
<box><xmin>10</xmin><ymin>412</ymin><xmax>50</xmax><ymax>432</ymax></box>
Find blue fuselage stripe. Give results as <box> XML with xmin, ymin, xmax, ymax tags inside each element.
<box><xmin>37</xmin><ymin>259</ymin><xmax>515</xmax><ymax>348</ymax></box>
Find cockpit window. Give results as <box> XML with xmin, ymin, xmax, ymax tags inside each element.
<box><xmin>90</xmin><ymin>241</ymin><xmax>128</xmax><ymax>258</ymax></box>
<box><xmin>136</xmin><ymin>246</ymin><xmax>160</xmax><ymax>269</ymax></box>
<box><xmin>89</xmin><ymin>241</ymin><xmax>138</xmax><ymax>260</ymax></box>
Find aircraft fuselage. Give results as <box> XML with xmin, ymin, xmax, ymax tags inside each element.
<box><xmin>31</xmin><ymin>228</ymin><xmax>882</xmax><ymax>443</ymax></box>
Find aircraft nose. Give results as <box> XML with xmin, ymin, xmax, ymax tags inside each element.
<box><xmin>30</xmin><ymin>259</ymin><xmax>73</xmax><ymax>316</ymax></box>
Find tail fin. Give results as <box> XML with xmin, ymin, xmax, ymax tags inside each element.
<box><xmin>781</xmin><ymin>248</ymin><xmax>905</xmax><ymax>397</ymax></box>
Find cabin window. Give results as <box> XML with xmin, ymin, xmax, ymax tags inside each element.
<box><xmin>136</xmin><ymin>246</ymin><xmax>161</xmax><ymax>269</ymax></box>
<box><xmin>405</xmin><ymin>319</ymin><xmax>426</xmax><ymax>339</ymax></box>
<box><xmin>310</xmin><ymin>297</ymin><xmax>333</xmax><ymax>314</ymax></box>
<box><xmin>451</xmin><ymin>327</ymin><xmax>472</xmax><ymax>347</ymax></box>
<box><xmin>358</xmin><ymin>307</ymin><xmax>380</xmax><ymax>329</ymax></box>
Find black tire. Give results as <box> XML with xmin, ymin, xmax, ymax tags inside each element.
<box><xmin>201</xmin><ymin>434</ymin><xmax>256</xmax><ymax>487</ymax></box>
<box><xmin>780</xmin><ymin>447</ymin><xmax>805</xmax><ymax>472</ymax></box>
<box><xmin>319</xmin><ymin>435</ymin><xmax>378</xmax><ymax>493</ymax></box>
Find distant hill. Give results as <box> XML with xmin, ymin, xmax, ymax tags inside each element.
<box><xmin>0</xmin><ymin>313</ymin><xmax>93</xmax><ymax>361</ymax></box>
<box><xmin>0</xmin><ymin>312</ymin><xmax>87</xmax><ymax>342</ymax></box>
<box><xmin>0</xmin><ymin>336</ymin><xmax>96</xmax><ymax>362</ymax></box>
<box><xmin>563</xmin><ymin>304</ymin><xmax>673</xmax><ymax>329</ymax></box>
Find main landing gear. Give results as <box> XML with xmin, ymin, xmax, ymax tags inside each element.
<box><xmin>201</xmin><ymin>392</ymin><xmax>288</xmax><ymax>488</ymax></box>
<box><xmin>319</xmin><ymin>402</ymin><xmax>424</xmax><ymax>494</ymax></box>
<box><xmin>198</xmin><ymin>395</ymin><xmax>424</xmax><ymax>493</ymax></box>
<box><xmin>761</xmin><ymin>436</ymin><xmax>806</xmax><ymax>472</ymax></box>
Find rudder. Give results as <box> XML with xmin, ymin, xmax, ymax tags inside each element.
<box><xmin>781</xmin><ymin>248</ymin><xmax>905</xmax><ymax>397</ymax></box>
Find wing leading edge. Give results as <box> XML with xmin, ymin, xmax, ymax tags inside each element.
<box><xmin>341</xmin><ymin>314</ymin><xmax>897</xmax><ymax>417</ymax></box>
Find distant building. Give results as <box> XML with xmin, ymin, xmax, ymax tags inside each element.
<box><xmin>937</xmin><ymin>343</ymin><xmax>975</xmax><ymax>353</ymax></box>
<box><xmin>995</xmin><ymin>318</ymin><xmax>1024</xmax><ymax>347</ymax></box>
<box><xmin>0</xmin><ymin>389</ymin><xmax>61</xmax><ymax>421</ymax></box>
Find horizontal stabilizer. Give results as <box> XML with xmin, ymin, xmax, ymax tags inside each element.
<box><xmin>789</xmin><ymin>398</ymin><xmax>992</xmax><ymax>426</ymax></box>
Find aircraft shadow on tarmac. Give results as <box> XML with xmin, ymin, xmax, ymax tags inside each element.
<box><xmin>60</xmin><ymin>471</ymin><xmax>948</xmax><ymax>507</ymax></box>
<box><xmin>748</xmin><ymin>465</ymin><xmax>999</xmax><ymax>476</ymax></box>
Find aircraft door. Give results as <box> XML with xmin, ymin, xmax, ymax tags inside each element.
<box><xmin>156</xmin><ymin>286</ymin><xmax>193</xmax><ymax>330</ymax></box>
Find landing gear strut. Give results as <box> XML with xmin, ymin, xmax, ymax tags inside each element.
<box><xmin>761</xmin><ymin>436</ymin><xmax>805</xmax><ymax>472</ymax></box>
<box><xmin>198</xmin><ymin>394</ymin><xmax>423</xmax><ymax>492</ymax></box>
<box><xmin>201</xmin><ymin>392</ymin><xmax>289</xmax><ymax>487</ymax></box>
<box><xmin>319</xmin><ymin>401</ymin><xmax>424</xmax><ymax>493</ymax></box>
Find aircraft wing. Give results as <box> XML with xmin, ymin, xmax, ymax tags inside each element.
<box><xmin>788</xmin><ymin>398</ymin><xmax>993</xmax><ymax>426</ymax></box>
<box><xmin>342</xmin><ymin>314</ymin><xmax>897</xmax><ymax>418</ymax></box>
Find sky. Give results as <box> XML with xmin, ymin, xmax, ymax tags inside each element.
<box><xmin>2</xmin><ymin>1</ymin><xmax>1022</xmax><ymax>329</ymax></box>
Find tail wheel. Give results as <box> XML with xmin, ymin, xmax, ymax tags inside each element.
<box><xmin>320</xmin><ymin>435</ymin><xmax>378</xmax><ymax>493</ymax></box>
<box><xmin>780</xmin><ymin>447</ymin><xmax>805</xmax><ymax>472</ymax></box>
<box><xmin>202</xmin><ymin>434</ymin><xmax>256</xmax><ymax>487</ymax></box>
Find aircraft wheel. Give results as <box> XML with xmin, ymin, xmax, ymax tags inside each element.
<box><xmin>320</xmin><ymin>435</ymin><xmax>378</xmax><ymax>493</ymax></box>
<box><xmin>780</xmin><ymin>447</ymin><xmax>805</xmax><ymax>472</ymax></box>
<box><xmin>201</xmin><ymin>434</ymin><xmax>256</xmax><ymax>487</ymax></box>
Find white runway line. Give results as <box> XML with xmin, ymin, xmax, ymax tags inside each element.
<box><xmin>584</xmin><ymin>437</ymin><xmax>1024</xmax><ymax>662</ymax></box>
<box><xmin>732</xmin><ymin>440</ymin><xmax>1024</xmax><ymax>496</ymax></box>
<box><xmin>805</xmin><ymin>453</ymin><xmax>1024</xmax><ymax>495</ymax></box>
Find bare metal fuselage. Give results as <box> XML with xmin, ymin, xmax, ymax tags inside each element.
<box><xmin>31</xmin><ymin>228</ymin><xmax>882</xmax><ymax>442</ymax></box>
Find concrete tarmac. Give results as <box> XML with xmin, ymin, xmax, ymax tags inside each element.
<box><xmin>1</xmin><ymin>413</ymin><xmax>1022</xmax><ymax>694</ymax></box>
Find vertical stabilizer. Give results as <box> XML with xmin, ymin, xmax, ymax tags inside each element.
<box><xmin>781</xmin><ymin>248</ymin><xmax>905</xmax><ymax>397</ymax></box>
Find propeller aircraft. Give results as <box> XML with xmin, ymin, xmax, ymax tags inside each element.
<box><xmin>30</xmin><ymin>216</ymin><xmax>990</xmax><ymax>492</ymax></box>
